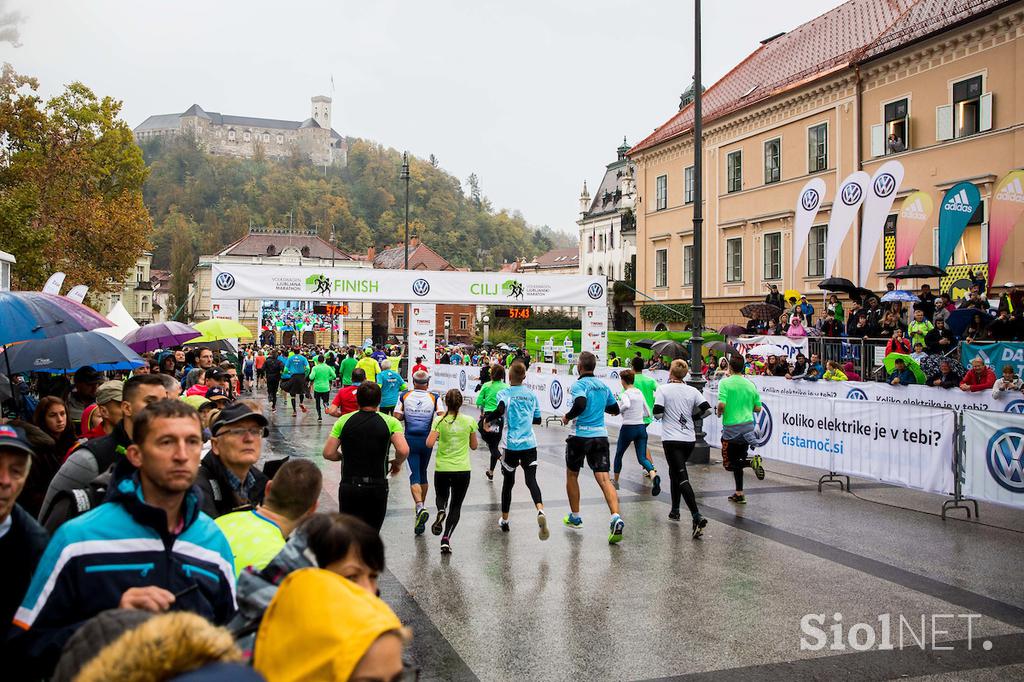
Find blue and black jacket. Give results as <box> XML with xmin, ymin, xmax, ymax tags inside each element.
<box><xmin>11</xmin><ymin>475</ymin><xmax>236</xmax><ymax>677</ymax></box>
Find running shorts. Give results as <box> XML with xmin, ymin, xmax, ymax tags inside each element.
<box><xmin>502</xmin><ymin>447</ymin><xmax>538</xmax><ymax>471</ymax></box>
<box><xmin>720</xmin><ymin>438</ymin><xmax>750</xmax><ymax>472</ymax></box>
<box><xmin>565</xmin><ymin>436</ymin><xmax>610</xmax><ymax>473</ymax></box>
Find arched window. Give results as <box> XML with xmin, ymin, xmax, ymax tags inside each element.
<box><xmin>597</xmin><ymin>265</ymin><xmax>604</xmax><ymax>276</ymax></box>
<box><xmin>655</xmin><ymin>323</ymin><xmax>668</xmax><ymax>332</ymax></box>
<box><xmin>587</xmin><ymin>267</ymin><xmax>593</xmax><ymax>275</ymax></box>
<box><xmin>227</xmin><ymin>129</ymin><xmax>236</xmax><ymax>141</ymax></box>
<box><xmin>266</xmin><ymin>245</ymin><xmax>276</xmax><ymax>256</ymax></box>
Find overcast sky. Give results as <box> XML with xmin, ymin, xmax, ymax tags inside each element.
<box><xmin>5</xmin><ymin>0</ymin><xmax>833</xmax><ymax>237</ymax></box>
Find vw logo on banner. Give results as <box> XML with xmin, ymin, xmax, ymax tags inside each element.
<box><xmin>873</xmin><ymin>173</ymin><xmax>897</xmax><ymax>198</ymax></box>
<box><xmin>986</xmin><ymin>426</ymin><xmax>1024</xmax><ymax>493</ymax></box>
<box><xmin>841</xmin><ymin>182</ymin><xmax>863</xmax><ymax>206</ymax></box>
<box><xmin>608</xmin><ymin>370</ymin><xmax>620</xmax><ymax>379</ymax></box>
<box><xmin>587</xmin><ymin>282</ymin><xmax>604</xmax><ymax>300</ymax></box>
<box><xmin>459</xmin><ymin>370</ymin><xmax>467</xmax><ymax>391</ymax></box>
<box><xmin>549</xmin><ymin>379</ymin><xmax>564</xmax><ymax>409</ymax></box>
<box><xmin>412</xmin><ymin>279</ymin><xmax>430</xmax><ymax>296</ymax></box>
<box><xmin>801</xmin><ymin>188</ymin><xmax>819</xmax><ymax>212</ymax></box>
<box><xmin>846</xmin><ymin>388</ymin><xmax>868</xmax><ymax>400</ymax></box>
<box><xmin>752</xmin><ymin>404</ymin><xmax>773</xmax><ymax>448</ymax></box>
<box><xmin>1004</xmin><ymin>400</ymin><xmax>1024</xmax><ymax>414</ymax></box>
<box><xmin>215</xmin><ymin>272</ymin><xmax>235</xmax><ymax>291</ymax></box>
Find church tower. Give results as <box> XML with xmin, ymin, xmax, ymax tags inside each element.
<box><xmin>311</xmin><ymin>95</ymin><xmax>332</xmax><ymax>131</ymax></box>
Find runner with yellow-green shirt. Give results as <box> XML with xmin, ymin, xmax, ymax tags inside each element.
<box><xmin>630</xmin><ymin>356</ymin><xmax>659</xmax><ymax>484</ymax></box>
<box><xmin>475</xmin><ymin>364</ymin><xmax>509</xmax><ymax>481</ymax></box>
<box><xmin>307</xmin><ymin>354</ymin><xmax>337</xmax><ymax>422</ymax></box>
<box><xmin>716</xmin><ymin>354</ymin><xmax>766</xmax><ymax>505</ymax></box>
<box><xmin>339</xmin><ymin>348</ymin><xmax>359</xmax><ymax>386</ymax></box>
<box><xmin>426</xmin><ymin>389</ymin><xmax>478</xmax><ymax>554</ymax></box>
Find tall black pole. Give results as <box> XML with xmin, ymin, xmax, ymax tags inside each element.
<box><xmin>687</xmin><ymin>0</ymin><xmax>709</xmax><ymax>463</ymax></box>
<box><xmin>401</xmin><ymin>152</ymin><xmax>411</xmax><ymax>376</ymax></box>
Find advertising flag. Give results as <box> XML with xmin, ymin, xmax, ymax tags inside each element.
<box><xmin>858</xmin><ymin>160</ymin><xmax>904</xmax><ymax>286</ymax></box>
<box><xmin>65</xmin><ymin>285</ymin><xmax>88</xmax><ymax>303</ymax></box>
<box><xmin>937</xmin><ymin>181</ymin><xmax>981</xmax><ymax>268</ymax></box>
<box><xmin>895</xmin><ymin>191</ymin><xmax>934</xmax><ymax>268</ymax></box>
<box><xmin>792</xmin><ymin>178</ymin><xmax>826</xmax><ymax>281</ymax></box>
<box><xmin>42</xmin><ymin>272</ymin><xmax>65</xmax><ymax>295</ymax></box>
<box><xmin>988</xmin><ymin>170</ymin><xmax>1024</xmax><ymax>287</ymax></box>
<box><xmin>824</xmin><ymin>171</ymin><xmax>871</xmax><ymax>279</ymax></box>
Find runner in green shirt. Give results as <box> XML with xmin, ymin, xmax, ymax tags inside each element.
<box><xmin>475</xmin><ymin>364</ymin><xmax>509</xmax><ymax>480</ymax></box>
<box><xmin>716</xmin><ymin>354</ymin><xmax>765</xmax><ymax>504</ymax></box>
<box><xmin>339</xmin><ymin>348</ymin><xmax>359</xmax><ymax>386</ymax></box>
<box><xmin>308</xmin><ymin>354</ymin><xmax>337</xmax><ymax>422</ymax></box>
<box><xmin>426</xmin><ymin>389</ymin><xmax>478</xmax><ymax>554</ymax></box>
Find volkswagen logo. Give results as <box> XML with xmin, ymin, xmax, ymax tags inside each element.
<box><xmin>1004</xmin><ymin>400</ymin><xmax>1024</xmax><ymax>414</ymax></box>
<box><xmin>800</xmin><ymin>188</ymin><xmax>820</xmax><ymax>212</ymax></box>
<box><xmin>588</xmin><ymin>282</ymin><xmax>604</xmax><ymax>300</ymax></box>
<box><xmin>752</xmin><ymin>404</ymin><xmax>773</xmax><ymax>448</ymax></box>
<box><xmin>549</xmin><ymin>379</ymin><xmax>564</xmax><ymax>409</ymax></box>
<box><xmin>846</xmin><ymin>388</ymin><xmax>868</xmax><ymax>400</ymax></box>
<box><xmin>609</xmin><ymin>370</ymin><xmax>619</xmax><ymax>380</ymax></box>
<box><xmin>873</xmin><ymin>173</ymin><xmax>896</xmax><ymax>198</ymax></box>
<box><xmin>215</xmin><ymin>272</ymin><xmax>235</xmax><ymax>291</ymax></box>
<box><xmin>412</xmin><ymin>279</ymin><xmax>430</xmax><ymax>296</ymax></box>
<box><xmin>986</xmin><ymin>426</ymin><xmax>1024</xmax><ymax>493</ymax></box>
<box><xmin>841</xmin><ymin>182</ymin><xmax>863</xmax><ymax>206</ymax></box>
<box><xmin>459</xmin><ymin>369</ymin><xmax>467</xmax><ymax>391</ymax></box>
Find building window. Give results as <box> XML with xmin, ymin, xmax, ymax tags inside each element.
<box><xmin>655</xmin><ymin>248</ymin><xmax>667</xmax><ymax>287</ymax></box>
<box><xmin>808</xmin><ymin>224</ymin><xmax>827</xmax><ymax>277</ymax></box>
<box><xmin>263</xmin><ymin>133</ymin><xmax>270</xmax><ymax>143</ymax></box>
<box><xmin>953</xmin><ymin>75</ymin><xmax>983</xmax><ymax>138</ymax></box>
<box><xmin>459</xmin><ymin>316</ymin><xmax>468</xmax><ymax>330</ymax></box>
<box><xmin>228</xmin><ymin>129</ymin><xmax>236</xmax><ymax>141</ymax></box>
<box><xmin>276</xmin><ymin>134</ymin><xmax>284</xmax><ymax>144</ymax></box>
<box><xmin>587</xmin><ymin>267</ymin><xmax>593</xmax><ymax>275</ymax></box>
<box><xmin>808</xmin><ymin>123</ymin><xmax>828</xmax><ymax>172</ymax></box>
<box><xmin>395</xmin><ymin>313</ymin><xmax>405</xmax><ymax>329</ymax></box>
<box><xmin>587</xmin><ymin>235</ymin><xmax>593</xmax><ymax>253</ymax></box>
<box><xmin>444</xmin><ymin>315</ymin><xmax>452</xmax><ymax>329</ymax></box>
<box><xmin>243</xmin><ymin>131</ymin><xmax>251</xmax><ymax>142</ymax></box>
<box><xmin>655</xmin><ymin>175</ymin><xmax>667</xmax><ymax>210</ymax></box>
<box><xmin>764</xmin><ymin>138</ymin><xmax>780</xmax><ymax>184</ymax></box>
<box><xmin>597</xmin><ymin>265</ymin><xmax>604</xmax><ymax>276</ymax></box>
<box><xmin>684</xmin><ymin>166</ymin><xmax>694</xmax><ymax>204</ymax></box>
<box><xmin>726</xmin><ymin>151</ymin><xmax>742</xmax><ymax>193</ymax></box>
<box><xmin>136</xmin><ymin>265</ymin><xmax>144</xmax><ymax>282</ymax></box>
<box><xmin>726</xmin><ymin>238</ymin><xmax>743</xmax><ymax>282</ymax></box>
<box><xmin>885</xmin><ymin>99</ymin><xmax>908</xmax><ymax>153</ymax></box>
<box><xmin>683</xmin><ymin>244</ymin><xmax>693</xmax><ymax>286</ymax></box>
<box><xmin>140</xmin><ymin>297</ymin><xmax>149</xmax><ymax>313</ymax></box>
<box><xmin>763</xmin><ymin>232</ymin><xmax>781</xmax><ymax>280</ymax></box>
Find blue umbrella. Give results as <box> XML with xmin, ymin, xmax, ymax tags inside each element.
<box><xmin>946</xmin><ymin>308</ymin><xmax>994</xmax><ymax>338</ymax></box>
<box><xmin>1</xmin><ymin>331</ymin><xmax>145</xmax><ymax>374</ymax></box>
<box><xmin>0</xmin><ymin>291</ymin><xmax>112</xmax><ymax>346</ymax></box>
<box><xmin>881</xmin><ymin>290</ymin><xmax>920</xmax><ymax>303</ymax></box>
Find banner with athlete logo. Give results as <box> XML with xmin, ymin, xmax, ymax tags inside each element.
<box><xmin>792</xmin><ymin>178</ymin><xmax>827</xmax><ymax>282</ymax></box>
<box><xmin>963</xmin><ymin>410</ymin><xmax>1024</xmax><ymax>510</ymax></box>
<box><xmin>824</xmin><ymin>171</ymin><xmax>871</xmax><ymax>279</ymax></box>
<box><xmin>894</xmin><ymin>190</ymin><xmax>934</xmax><ymax>269</ymax></box>
<box><xmin>937</xmin><ymin>182</ymin><xmax>981</xmax><ymax>269</ymax></box>
<box><xmin>988</xmin><ymin>170</ymin><xmax>1024</xmax><ymax>288</ymax></box>
<box><xmin>859</xmin><ymin>161</ymin><xmax>904</xmax><ymax>286</ymax></box>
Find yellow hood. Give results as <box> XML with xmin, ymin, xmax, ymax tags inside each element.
<box><xmin>254</xmin><ymin>568</ymin><xmax>403</xmax><ymax>682</ymax></box>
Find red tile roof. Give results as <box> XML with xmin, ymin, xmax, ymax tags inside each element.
<box><xmin>218</xmin><ymin>231</ymin><xmax>350</xmax><ymax>260</ymax></box>
<box><xmin>373</xmin><ymin>242</ymin><xmax>456</xmax><ymax>271</ymax></box>
<box><xmin>529</xmin><ymin>247</ymin><xmax>580</xmax><ymax>269</ymax></box>
<box><xmin>630</xmin><ymin>0</ymin><xmax>1009</xmax><ymax>155</ymax></box>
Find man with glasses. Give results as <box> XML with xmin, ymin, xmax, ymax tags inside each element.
<box><xmin>196</xmin><ymin>403</ymin><xmax>270</xmax><ymax>518</ymax></box>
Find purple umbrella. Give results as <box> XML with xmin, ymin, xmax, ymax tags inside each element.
<box><xmin>122</xmin><ymin>321</ymin><xmax>201</xmax><ymax>353</ymax></box>
<box><xmin>0</xmin><ymin>291</ymin><xmax>112</xmax><ymax>346</ymax></box>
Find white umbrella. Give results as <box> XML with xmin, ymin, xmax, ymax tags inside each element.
<box><xmin>748</xmin><ymin>344</ymin><xmax>786</xmax><ymax>358</ymax></box>
<box><xmin>93</xmin><ymin>301</ymin><xmax>140</xmax><ymax>341</ymax></box>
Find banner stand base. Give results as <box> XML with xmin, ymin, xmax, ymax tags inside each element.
<box><xmin>941</xmin><ymin>496</ymin><xmax>979</xmax><ymax>520</ymax></box>
<box><xmin>817</xmin><ymin>472</ymin><xmax>850</xmax><ymax>493</ymax></box>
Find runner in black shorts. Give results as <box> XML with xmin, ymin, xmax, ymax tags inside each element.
<box><xmin>717</xmin><ymin>354</ymin><xmax>766</xmax><ymax>504</ymax></box>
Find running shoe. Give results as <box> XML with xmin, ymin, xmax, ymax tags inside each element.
<box><xmin>440</xmin><ymin>537</ymin><xmax>452</xmax><ymax>554</ymax></box>
<box><xmin>651</xmin><ymin>474</ymin><xmax>662</xmax><ymax>497</ymax></box>
<box><xmin>608</xmin><ymin>516</ymin><xmax>624</xmax><ymax>544</ymax></box>
<box><xmin>414</xmin><ymin>508</ymin><xmax>430</xmax><ymax>535</ymax></box>
<box><xmin>299</xmin><ymin>404</ymin><xmax>308</xmax><ymax>413</ymax></box>
<box><xmin>431</xmin><ymin>509</ymin><xmax>446</xmax><ymax>536</ymax></box>
<box><xmin>485</xmin><ymin>470</ymin><xmax>494</xmax><ymax>481</ymax></box>
<box><xmin>537</xmin><ymin>513</ymin><xmax>549</xmax><ymax>541</ymax></box>
<box><xmin>317</xmin><ymin>416</ymin><xmax>322</xmax><ymax>422</ymax></box>
<box><xmin>728</xmin><ymin>494</ymin><xmax>747</xmax><ymax>504</ymax></box>
<box><xmin>563</xmin><ymin>514</ymin><xmax>583</xmax><ymax>529</ymax></box>
<box><xmin>751</xmin><ymin>454</ymin><xmax>765</xmax><ymax>480</ymax></box>
<box><xmin>668</xmin><ymin>509</ymin><xmax>681</xmax><ymax>521</ymax></box>
<box><xmin>499</xmin><ymin>519</ymin><xmax>510</xmax><ymax>533</ymax></box>
<box><xmin>692</xmin><ymin>515</ymin><xmax>708</xmax><ymax>539</ymax></box>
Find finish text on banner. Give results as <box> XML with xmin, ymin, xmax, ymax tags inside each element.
<box><xmin>963</xmin><ymin>410</ymin><xmax>1024</xmax><ymax>510</ymax></box>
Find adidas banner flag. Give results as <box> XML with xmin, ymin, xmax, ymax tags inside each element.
<box><xmin>988</xmin><ymin>170</ymin><xmax>1024</xmax><ymax>287</ymax></box>
<box><xmin>937</xmin><ymin>181</ymin><xmax>981</xmax><ymax>269</ymax></box>
<box><xmin>859</xmin><ymin>160</ymin><xmax>904</xmax><ymax>287</ymax></box>
<box><xmin>824</xmin><ymin>171</ymin><xmax>870</xmax><ymax>279</ymax></box>
<box><xmin>792</xmin><ymin>178</ymin><xmax>827</xmax><ymax>282</ymax></box>
<box><xmin>895</xmin><ymin>191</ymin><xmax>934</xmax><ymax>269</ymax></box>
<box><xmin>41</xmin><ymin>272</ymin><xmax>65</xmax><ymax>296</ymax></box>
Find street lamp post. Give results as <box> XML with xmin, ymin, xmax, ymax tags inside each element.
<box><xmin>687</xmin><ymin>0</ymin><xmax>710</xmax><ymax>464</ymax></box>
<box><xmin>401</xmin><ymin>153</ymin><xmax>411</xmax><ymax>374</ymax></box>
<box><xmin>483</xmin><ymin>314</ymin><xmax>490</xmax><ymax>345</ymax></box>
<box><xmin>444</xmin><ymin>318</ymin><xmax>451</xmax><ymax>344</ymax></box>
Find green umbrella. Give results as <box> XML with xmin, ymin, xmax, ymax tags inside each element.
<box><xmin>883</xmin><ymin>353</ymin><xmax>926</xmax><ymax>384</ymax></box>
<box><xmin>187</xmin><ymin>318</ymin><xmax>253</xmax><ymax>342</ymax></box>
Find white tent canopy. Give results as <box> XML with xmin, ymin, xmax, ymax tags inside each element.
<box><xmin>93</xmin><ymin>301</ymin><xmax>140</xmax><ymax>341</ymax></box>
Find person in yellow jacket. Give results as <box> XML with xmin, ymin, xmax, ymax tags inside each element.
<box><xmin>822</xmin><ymin>360</ymin><xmax>848</xmax><ymax>382</ymax></box>
<box><xmin>254</xmin><ymin>567</ymin><xmax>407</xmax><ymax>682</ymax></box>
<box><xmin>356</xmin><ymin>348</ymin><xmax>381</xmax><ymax>383</ymax></box>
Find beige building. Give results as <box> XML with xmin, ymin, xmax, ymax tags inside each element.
<box><xmin>100</xmin><ymin>253</ymin><xmax>157</xmax><ymax>324</ymax></box>
<box><xmin>629</xmin><ymin>0</ymin><xmax>1024</xmax><ymax>330</ymax></box>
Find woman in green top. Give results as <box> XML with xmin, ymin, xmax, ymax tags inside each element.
<box><xmin>308</xmin><ymin>354</ymin><xmax>338</xmax><ymax>422</ymax></box>
<box><xmin>426</xmin><ymin>389</ymin><xmax>478</xmax><ymax>554</ymax></box>
<box><xmin>474</xmin><ymin>364</ymin><xmax>509</xmax><ymax>481</ymax></box>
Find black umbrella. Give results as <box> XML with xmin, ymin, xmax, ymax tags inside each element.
<box><xmin>719</xmin><ymin>324</ymin><xmax>746</xmax><ymax>337</ymax></box>
<box><xmin>634</xmin><ymin>339</ymin><xmax>658</xmax><ymax>350</ymax></box>
<box><xmin>888</xmin><ymin>264</ymin><xmax>947</xmax><ymax>279</ymax></box>
<box><xmin>649</xmin><ymin>340</ymin><xmax>689</xmax><ymax>360</ymax></box>
<box><xmin>849</xmin><ymin>287</ymin><xmax>876</xmax><ymax>302</ymax></box>
<box><xmin>818</xmin><ymin>277</ymin><xmax>858</xmax><ymax>293</ymax></box>
<box><xmin>705</xmin><ymin>341</ymin><xmax>740</xmax><ymax>357</ymax></box>
<box><xmin>740</xmin><ymin>303</ymin><xmax>783</xmax><ymax>321</ymax></box>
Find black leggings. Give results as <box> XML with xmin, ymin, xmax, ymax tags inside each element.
<box><xmin>339</xmin><ymin>480</ymin><xmax>389</xmax><ymax>532</ymax></box>
<box><xmin>434</xmin><ymin>471</ymin><xmax>471</xmax><ymax>539</ymax></box>
<box><xmin>479</xmin><ymin>425</ymin><xmax>502</xmax><ymax>472</ymax></box>
<box><xmin>663</xmin><ymin>441</ymin><xmax>700</xmax><ymax>516</ymax></box>
<box><xmin>314</xmin><ymin>391</ymin><xmax>330</xmax><ymax>418</ymax></box>
<box><xmin>721</xmin><ymin>439</ymin><xmax>751</xmax><ymax>492</ymax></box>
<box><xmin>266</xmin><ymin>378</ymin><xmax>280</xmax><ymax>408</ymax></box>
<box><xmin>501</xmin><ymin>449</ymin><xmax>543</xmax><ymax>513</ymax></box>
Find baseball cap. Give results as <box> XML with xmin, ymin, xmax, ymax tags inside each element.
<box><xmin>205</xmin><ymin>387</ymin><xmax>231</xmax><ymax>403</ymax></box>
<box><xmin>0</xmin><ymin>425</ymin><xmax>34</xmax><ymax>456</ymax></box>
<box><xmin>74</xmin><ymin>366</ymin><xmax>104</xmax><ymax>384</ymax></box>
<box><xmin>211</xmin><ymin>402</ymin><xmax>269</xmax><ymax>436</ymax></box>
<box><xmin>95</xmin><ymin>380</ymin><xmax>124</xmax><ymax>406</ymax></box>
<box><xmin>206</xmin><ymin>368</ymin><xmax>226</xmax><ymax>382</ymax></box>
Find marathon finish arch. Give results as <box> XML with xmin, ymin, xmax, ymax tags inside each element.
<box><xmin>210</xmin><ymin>265</ymin><xmax>607</xmax><ymax>306</ymax></box>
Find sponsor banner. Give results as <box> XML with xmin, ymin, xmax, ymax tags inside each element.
<box><xmin>42</xmin><ymin>272</ymin><xmax>65</xmax><ymax>295</ymax></box>
<box><xmin>937</xmin><ymin>182</ymin><xmax>981</xmax><ymax>269</ymax></box>
<box><xmin>963</xmin><ymin>410</ymin><xmax>1024</xmax><ymax>510</ymax></box>
<box><xmin>732</xmin><ymin>335</ymin><xmax>808</xmax><ymax>360</ymax></box>
<box><xmin>65</xmin><ymin>285</ymin><xmax>88</xmax><ymax>303</ymax></box>
<box><xmin>581</xmin><ymin>306</ymin><xmax>608</xmax><ymax>366</ymax></box>
<box><xmin>988</xmin><ymin>170</ymin><xmax>1024</xmax><ymax>287</ymax></box>
<box><xmin>859</xmin><ymin>161</ymin><xmax>904</xmax><ymax>286</ymax></box>
<box><xmin>431</xmin><ymin>365</ymin><xmax>480</xmax><ymax>403</ymax></box>
<box><xmin>960</xmin><ymin>342</ymin><xmax>1024</xmax><ymax>379</ymax></box>
<box><xmin>895</xmin><ymin>191</ymin><xmax>934</xmax><ymax>269</ymax></box>
<box><xmin>211</xmin><ymin>265</ymin><xmax>606</xmax><ymax>307</ymax></box>
<box><xmin>407</xmin><ymin>303</ymin><xmax>436</xmax><ymax>381</ymax></box>
<box><xmin>210</xmin><ymin>299</ymin><xmax>239</xmax><ymax>320</ymax></box>
<box><xmin>825</xmin><ymin>171</ymin><xmax>871</xmax><ymax>279</ymax></box>
<box><xmin>792</xmin><ymin>178</ymin><xmax>827</xmax><ymax>282</ymax></box>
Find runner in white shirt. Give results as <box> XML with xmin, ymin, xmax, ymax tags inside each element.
<box><xmin>653</xmin><ymin>359</ymin><xmax>711</xmax><ymax>538</ymax></box>
<box><xmin>612</xmin><ymin>370</ymin><xmax>661</xmax><ymax>495</ymax></box>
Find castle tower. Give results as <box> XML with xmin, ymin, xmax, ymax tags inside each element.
<box><xmin>311</xmin><ymin>95</ymin><xmax>332</xmax><ymax>131</ymax></box>
<box><xmin>579</xmin><ymin>180</ymin><xmax>591</xmax><ymax>217</ymax></box>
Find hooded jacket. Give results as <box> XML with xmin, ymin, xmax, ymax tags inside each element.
<box><xmin>12</xmin><ymin>475</ymin><xmax>236</xmax><ymax>678</ymax></box>
<box><xmin>254</xmin><ymin>568</ymin><xmax>402</xmax><ymax>682</ymax></box>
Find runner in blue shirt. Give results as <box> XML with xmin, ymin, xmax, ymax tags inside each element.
<box><xmin>394</xmin><ymin>370</ymin><xmax>442</xmax><ymax>535</ymax></box>
<box><xmin>284</xmin><ymin>350</ymin><xmax>310</xmax><ymax>415</ymax></box>
<box><xmin>485</xmin><ymin>361</ymin><xmax>547</xmax><ymax>540</ymax></box>
<box><xmin>560</xmin><ymin>351</ymin><xmax>624</xmax><ymax>543</ymax></box>
<box><xmin>376</xmin><ymin>360</ymin><xmax>406</xmax><ymax>415</ymax></box>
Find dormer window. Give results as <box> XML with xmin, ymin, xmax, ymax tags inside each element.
<box><xmin>301</xmin><ymin>246</ymin><xmax>311</xmax><ymax>257</ymax></box>
<box><xmin>243</xmin><ymin>131</ymin><xmax>251</xmax><ymax>142</ymax></box>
